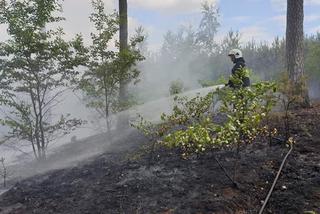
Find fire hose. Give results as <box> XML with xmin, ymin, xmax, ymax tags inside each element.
<box><xmin>259</xmin><ymin>142</ymin><xmax>294</xmax><ymax>214</ymax></box>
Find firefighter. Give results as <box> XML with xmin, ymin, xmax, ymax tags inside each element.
<box><xmin>226</xmin><ymin>49</ymin><xmax>250</xmax><ymax>88</ymax></box>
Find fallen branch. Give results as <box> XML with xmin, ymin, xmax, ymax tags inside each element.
<box><xmin>259</xmin><ymin>142</ymin><xmax>294</xmax><ymax>214</ymax></box>
<box><xmin>214</xmin><ymin>155</ymin><xmax>239</xmax><ymax>188</ymax></box>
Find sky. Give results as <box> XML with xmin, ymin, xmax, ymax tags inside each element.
<box><xmin>126</xmin><ymin>0</ymin><xmax>320</xmax><ymax>49</ymax></box>
<box><xmin>0</xmin><ymin>0</ymin><xmax>320</xmax><ymax>50</ymax></box>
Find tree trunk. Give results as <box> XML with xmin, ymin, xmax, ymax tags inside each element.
<box><xmin>119</xmin><ymin>0</ymin><xmax>128</xmax><ymax>66</ymax></box>
<box><xmin>118</xmin><ymin>0</ymin><xmax>129</xmax><ymax>129</ymax></box>
<box><xmin>119</xmin><ymin>0</ymin><xmax>128</xmax><ymax>104</ymax></box>
<box><xmin>103</xmin><ymin>74</ymin><xmax>111</xmax><ymax>131</ymax></box>
<box><xmin>286</xmin><ymin>0</ymin><xmax>310</xmax><ymax>106</ymax></box>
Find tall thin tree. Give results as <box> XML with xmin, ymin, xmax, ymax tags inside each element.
<box><xmin>119</xmin><ymin>0</ymin><xmax>128</xmax><ymax>60</ymax></box>
<box><xmin>286</xmin><ymin>0</ymin><xmax>310</xmax><ymax>106</ymax></box>
<box><xmin>118</xmin><ymin>0</ymin><xmax>129</xmax><ymax>128</ymax></box>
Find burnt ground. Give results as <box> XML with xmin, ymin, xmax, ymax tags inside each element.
<box><xmin>0</xmin><ymin>104</ymin><xmax>320</xmax><ymax>214</ymax></box>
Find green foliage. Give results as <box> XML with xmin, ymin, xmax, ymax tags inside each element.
<box><xmin>214</xmin><ymin>81</ymin><xmax>277</xmax><ymax>144</ymax></box>
<box><xmin>131</xmin><ymin>114</ymin><xmax>160</xmax><ymax>139</ymax></box>
<box><xmin>164</xmin><ymin>117</ymin><xmax>214</xmax><ymax>157</ymax></box>
<box><xmin>164</xmin><ymin>80</ymin><xmax>276</xmax><ymax>156</ymax></box>
<box><xmin>133</xmin><ymin>68</ymin><xmax>277</xmax><ymax>158</ymax></box>
<box><xmin>162</xmin><ymin>92</ymin><xmax>214</xmax><ymax>125</ymax></box>
<box><xmin>77</xmin><ymin>0</ymin><xmax>144</xmax><ymax>130</ymax></box>
<box><xmin>77</xmin><ymin>0</ymin><xmax>118</xmax><ymax>130</ymax></box>
<box><xmin>169</xmin><ymin>80</ymin><xmax>184</xmax><ymax>95</ymax></box>
<box><xmin>131</xmin><ymin>91</ymin><xmax>215</xmax><ymax>161</ymax></box>
<box><xmin>228</xmin><ymin>67</ymin><xmax>250</xmax><ymax>87</ymax></box>
<box><xmin>132</xmin><ymin>91</ymin><xmax>214</xmax><ymax>141</ymax></box>
<box><xmin>305</xmin><ymin>33</ymin><xmax>320</xmax><ymax>79</ymax></box>
<box><xmin>0</xmin><ymin>0</ymin><xmax>86</xmax><ymax>160</ymax></box>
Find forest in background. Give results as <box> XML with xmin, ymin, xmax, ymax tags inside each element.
<box><xmin>134</xmin><ymin>2</ymin><xmax>320</xmax><ymax>101</ymax></box>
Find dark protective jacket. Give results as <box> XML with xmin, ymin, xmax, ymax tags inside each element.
<box><xmin>226</xmin><ymin>57</ymin><xmax>251</xmax><ymax>88</ymax></box>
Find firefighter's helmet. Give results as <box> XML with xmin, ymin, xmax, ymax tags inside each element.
<box><xmin>228</xmin><ymin>49</ymin><xmax>243</xmax><ymax>59</ymax></box>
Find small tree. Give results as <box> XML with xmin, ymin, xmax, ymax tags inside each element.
<box><xmin>0</xmin><ymin>0</ymin><xmax>86</xmax><ymax>160</ymax></box>
<box><xmin>78</xmin><ymin>0</ymin><xmax>119</xmax><ymax>131</ymax></box>
<box><xmin>164</xmin><ymin>79</ymin><xmax>277</xmax><ymax>156</ymax></box>
<box><xmin>165</xmin><ymin>81</ymin><xmax>276</xmax><ymax>183</ymax></box>
<box><xmin>196</xmin><ymin>0</ymin><xmax>220</xmax><ymax>53</ymax></box>
<box><xmin>169</xmin><ymin>80</ymin><xmax>184</xmax><ymax>95</ymax></box>
<box><xmin>78</xmin><ymin>0</ymin><xmax>144</xmax><ymax>131</ymax></box>
<box><xmin>277</xmin><ymin>72</ymin><xmax>306</xmax><ymax>141</ymax></box>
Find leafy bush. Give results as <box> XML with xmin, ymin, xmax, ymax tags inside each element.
<box><xmin>169</xmin><ymin>80</ymin><xmax>184</xmax><ymax>95</ymax></box>
<box><xmin>164</xmin><ymin>80</ymin><xmax>277</xmax><ymax>156</ymax></box>
<box><xmin>132</xmin><ymin>68</ymin><xmax>277</xmax><ymax>178</ymax></box>
<box><xmin>132</xmin><ymin>91</ymin><xmax>214</xmax><ymax>141</ymax></box>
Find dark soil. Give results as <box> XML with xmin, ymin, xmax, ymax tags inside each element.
<box><xmin>0</xmin><ymin>104</ymin><xmax>320</xmax><ymax>214</ymax></box>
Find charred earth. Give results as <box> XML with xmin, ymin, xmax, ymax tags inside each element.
<box><xmin>0</xmin><ymin>105</ymin><xmax>320</xmax><ymax>214</ymax></box>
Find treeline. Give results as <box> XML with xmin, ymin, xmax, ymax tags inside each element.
<box><xmin>135</xmin><ymin>2</ymin><xmax>320</xmax><ymax>100</ymax></box>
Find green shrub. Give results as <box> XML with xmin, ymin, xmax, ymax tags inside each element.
<box><xmin>133</xmin><ymin>68</ymin><xmax>277</xmax><ymax>158</ymax></box>
<box><xmin>164</xmin><ymin>80</ymin><xmax>277</xmax><ymax>156</ymax></box>
<box><xmin>132</xmin><ymin>70</ymin><xmax>277</xmax><ymax>184</ymax></box>
<box><xmin>169</xmin><ymin>80</ymin><xmax>184</xmax><ymax>95</ymax></box>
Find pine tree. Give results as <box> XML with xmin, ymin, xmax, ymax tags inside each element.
<box><xmin>286</xmin><ymin>0</ymin><xmax>310</xmax><ymax>106</ymax></box>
